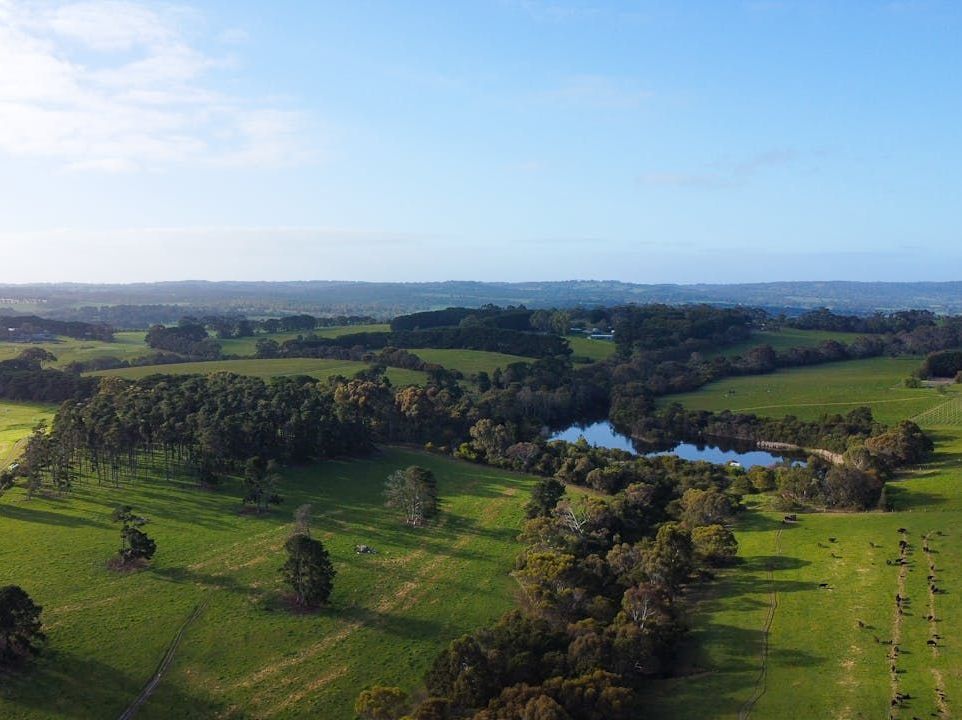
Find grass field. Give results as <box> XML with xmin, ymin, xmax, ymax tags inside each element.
<box><xmin>0</xmin><ymin>449</ymin><xmax>536</xmax><ymax>719</ymax></box>
<box><xmin>645</xmin><ymin>354</ymin><xmax>962</xmax><ymax>718</ymax></box>
<box><xmin>410</xmin><ymin>348</ymin><xmax>531</xmax><ymax>375</ymax></box>
<box><xmin>0</xmin><ymin>332</ymin><xmax>150</xmax><ymax>368</ymax></box>
<box><xmin>661</xmin><ymin>356</ymin><xmax>941</xmax><ymax>425</ymax></box>
<box><xmin>87</xmin><ymin>358</ymin><xmax>426</xmax><ymax>387</ymax></box>
<box><xmin>217</xmin><ymin>325</ymin><xmax>390</xmax><ymax>356</ymax></box>
<box><xmin>566</xmin><ymin>335</ymin><xmax>617</xmax><ymax>362</ymax></box>
<box><xmin>706</xmin><ymin>328</ymin><xmax>866</xmax><ymax>359</ymax></box>
<box><xmin>0</xmin><ymin>401</ymin><xmax>55</xmax><ymax>467</ymax></box>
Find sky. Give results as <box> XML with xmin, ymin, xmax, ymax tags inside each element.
<box><xmin>0</xmin><ymin>0</ymin><xmax>961</xmax><ymax>284</ymax></box>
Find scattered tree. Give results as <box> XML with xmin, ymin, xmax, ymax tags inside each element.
<box><xmin>384</xmin><ymin>466</ymin><xmax>439</xmax><ymax>526</ymax></box>
<box><xmin>0</xmin><ymin>585</ymin><xmax>45</xmax><ymax>665</ymax></box>
<box><xmin>112</xmin><ymin>505</ymin><xmax>156</xmax><ymax>564</ymax></box>
<box><xmin>280</xmin><ymin>534</ymin><xmax>336</xmax><ymax>606</ymax></box>
<box><xmin>243</xmin><ymin>457</ymin><xmax>283</xmax><ymax>513</ymax></box>
<box><xmin>525</xmin><ymin>478</ymin><xmax>566</xmax><ymax>518</ymax></box>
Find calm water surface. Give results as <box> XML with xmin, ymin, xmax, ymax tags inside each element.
<box><xmin>549</xmin><ymin>421</ymin><xmax>790</xmax><ymax>467</ymax></box>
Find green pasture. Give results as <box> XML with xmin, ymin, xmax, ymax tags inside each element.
<box><xmin>647</xmin><ymin>354</ymin><xmax>962</xmax><ymax>718</ymax></box>
<box><xmin>706</xmin><ymin>328</ymin><xmax>866</xmax><ymax>359</ymax></box>
<box><xmin>661</xmin><ymin>356</ymin><xmax>941</xmax><ymax>425</ymax></box>
<box><xmin>410</xmin><ymin>348</ymin><xmax>532</xmax><ymax>376</ymax></box>
<box><xmin>566</xmin><ymin>335</ymin><xmax>617</xmax><ymax>362</ymax></box>
<box><xmin>0</xmin><ymin>332</ymin><xmax>149</xmax><ymax>368</ymax></box>
<box><xmin>0</xmin><ymin>449</ymin><xmax>535</xmax><ymax>719</ymax></box>
<box><xmin>87</xmin><ymin>358</ymin><xmax>425</xmax><ymax>387</ymax></box>
<box><xmin>0</xmin><ymin>401</ymin><xmax>55</xmax><ymax>467</ymax></box>
<box><xmin>217</xmin><ymin>325</ymin><xmax>390</xmax><ymax>356</ymax></box>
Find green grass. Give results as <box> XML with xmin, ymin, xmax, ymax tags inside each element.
<box><xmin>566</xmin><ymin>335</ymin><xmax>617</xmax><ymax>362</ymax></box>
<box><xmin>0</xmin><ymin>401</ymin><xmax>55</xmax><ymax>467</ymax></box>
<box><xmin>644</xmin><ymin>354</ymin><xmax>962</xmax><ymax>718</ymax></box>
<box><xmin>706</xmin><ymin>328</ymin><xmax>866</xmax><ymax>359</ymax></box>
<box><xmin>661</xmin><ymin>356</ymin><xmax>941</xmax><ymax>425</ymax></box>
<box><xmin>218</xmin><ymin>325</ymin><xmax>390</xmax><ymax>356</ymax></box>
<box><xmin>87</xmin><ymin>358</ymin><xmax>426</xmax><ymax>387</ymax></box>
<box><xmin>410</xmin><ymin>348</ymin><xmax>531</xmax><ymax>375</ymax></box>
<box><xmin>0</xmin><ymin>332</ymin><xmax>149</xmax><ymax>368</ymax></box>
<box><xmin>0</xmin><ymin>449</ymin><xmax>536</xmax><ymax>719</ymax></box>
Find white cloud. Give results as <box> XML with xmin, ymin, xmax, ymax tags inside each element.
<box><xmin>0</xmin><ymin>0</ymin><xmax>305</xmax><ymax>171</ymax></box>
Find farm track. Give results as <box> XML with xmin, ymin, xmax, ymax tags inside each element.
<box><xmin>737</xmin><ymin>525</ymin><xmax>783</xmax><ymax>720</ymax></box>
<box><xmin>117</xmin><ymin>598</ymin><xmax>209</xmax><ymax>720</ymax></box>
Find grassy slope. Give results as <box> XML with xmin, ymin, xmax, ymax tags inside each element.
<box><xmin>705</xmin><ymin>328</ymin><xmax>866</xmax><ymax>360</ymax></box>
<box><xmin>0</xmin><ymin>332</ymin><xmax>149</xmax><ymax>368</ymax></box>
<box><xmin>217</xmin><ymin>325</ymin><xmax>391</xmax><ymax>356</ymax></box>
<box><xmin>646</xmin><ymin>356</ymin><xmax>962</xmax><ymax>719</ymax></box>
<box><xmin>566</xmin><ymin>335</ymin><xmax>617</xmax><ymax>362</ymax></box>
<box><xmin>0</xmin><ymin>402</ymin><xmax>55</xmax><ymax>467</ymax></box>
<box><xmin>410</xmin><ymin>348</ymin><xmax>532</xmax><ymax>375</ymax></box>
<box><xmin>87</xmin><ymin>358</ymin><xmax>426</xmax><ymax>387</ymax></box>
<box><xmin>0</xmin><ymin>449</ymin><xmax>536</xmax><ymax>719</ymax></box>
<box><xmin>660</xmin><ymin>356</ymin><xmax>939</xmax><ymax>425</ymax></box>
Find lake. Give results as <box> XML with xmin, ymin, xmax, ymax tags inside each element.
<box><xmin>549</xmin><ymin>421</ymin><xmax>793</xmax><ymax>467</ymax></box>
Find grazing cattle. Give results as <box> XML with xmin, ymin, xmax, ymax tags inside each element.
<box><xmin>857</xmin><ymin>620</ymin><xmax>866</xmax><ymax>628</ymax></box>
<box><xmin>897</xmin><ymin>527</ymin><xmax>907</xmax><ymax>533</ymax></box>
<box><xmin>828</xmin><ymin>537</ymin><xmax>837</xmax><ymax>543</ymax></box>
<box><xmin>818</xmin><ymin>582</ymin><xmax>830</xmax><ymax>588</ymax></box>
<box><xmin>927</xmin><ymin>639</ymin><xmax>938</xmax><ymax>646</ymax></box>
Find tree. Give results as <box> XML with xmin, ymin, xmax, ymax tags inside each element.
<box><xmin>244</xmin><ymin>457</ymin><xmax>283</xmax><ymax>514</ymax></box>
<box><xmin>355</xmin><ymin>686</ymin><xmax>411</xmax><ymax>720</ymax></box>
<box><xmin>0</xmin><ymin>585</ymin><xmax>45</xmax><ymax>664</ymax></box>
<box><xmin>112</xmin><ymin>506</ymin><xmax>157</xmax><ymax>563</ymax></box>
<box><xmin>384</xmin><ymin>466</ymin><xmax>439</xmax><ymax>526</ymax></box>
<box><xmin>642</xmin><ymin>523</ymin><xmax>693</xmax><ymax>593</ymax></box>
<box><xmin>16</xmin><ymin>347</ymin><xmax>57</xmax><ymax>369</ymax></box>
<box><xmin>525</xmin><ymin>478</ymin><xmax>566</xmax><ymax>519</ymax></box>
<box><xmin>691</xmin><ymin>524</ymin><xmax>738</xmax><ymax>565</ymax></box>
<box><xmin>281</xmin><ymin>533</ymin><xmax>336</xmax><ymax>606</ymax></box>
<box><xmin>678</xmin><ymin>488</ymin><xmax>736</xmax><ymax>528</ymax></box>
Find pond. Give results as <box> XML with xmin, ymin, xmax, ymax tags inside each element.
<box><xmin>549</xmin><ymin>421</ymin><xmax>794</xmax><ymax>467</ymax></box>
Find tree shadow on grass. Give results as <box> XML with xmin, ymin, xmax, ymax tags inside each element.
<box><xmin>0</xmin><ymin>649</ymin><xmax>236</xmax><ymax>719</ymax></box>
<box><xmin>885</xmin><ymin>484</ymin><xmax>948</xmax><ymax>511</ymax></box>
<box><xmin>0</xmin><ymin>501</ymin><xmax>109</xmax><ymax>528</ymax></box>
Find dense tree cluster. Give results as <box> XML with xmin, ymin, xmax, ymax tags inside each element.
<box><xmin>0</xmin><ymin>351</ymin><xmax>97</xmax><ymax>403</ymax></box>
<box><xmin>145</xmin><ymin>321</ymin><xmax>221</xmax><ymax>359</ymax></box>
<box><xmin>0</xmin><ymin>315</ymin><xmax>113</xmax><ymax>342</ymax></box>
<box><xmin>12</xmin><ymin>373</ymin><xmax>372</xmax><ymax>494</ymax></box>
<box><xmin>607</xmin><ymin>304</ymin><xmax>754</xmax><ymax>355</ymax></box>
<box><xmin>919</xmin><ymin>349</ymin><xmax>962</xmax><ymax>379</ymax></box>
<box><xmin>786</xmin><ymin>308</ymin><xmax>937</xmax><ymax>334</ymax></box>
<box><xmin>390</xmin><ymin>306</ymin><xmax>535</xmax><ymax>333</ymax></box>
<box><xmin>391</xmin><ymin>438</ymin><xmax>740</xmax><ymax>719</ymax></box>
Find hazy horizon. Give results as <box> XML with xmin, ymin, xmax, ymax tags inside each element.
<box><xmin>2</xmin><ymin>1</ymin><xmax>962</xmax><ymax>283</ymax></box>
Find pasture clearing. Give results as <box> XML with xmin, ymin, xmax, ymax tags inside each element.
<box><xmin>217</xmin><ymin>325</ymin><xmax>391</xmax><ymax>356</ymax></box>
<box><xmin>647</xmin><ymin>355</ymin><xmax>962</xmax><ymax>718</ymax></box>
<box><xmin>0</xmin><ymin>401</ymin><xmax>55</xmax><ymax>467</ymax></box>
<box><xmin>705</xmin><ymin>328</ymin><xmax>866</xmax><ymax>360</ymax></box>
<box><xmin>567</xmin><ymin>335</ymin><xmax>617</xmax><ymax>362</ymax></box>
<box><xmin>87</xmin><ymin>358</ymin><xmax>426</xmax><ymax>387</ymax></box>
<box><xmin>0</xmin><ymin>332</ymin><xmax>149</xmax><ymax>368</ymax></box>
<box><xmin>410</xmin><ymin>348</ymin><xmax>532</xmax><ymax>375</ymax></box>
<box><xmin>0</xmin><ymin>448</ymin><xmax>536</xmax><ymax>719</ymax></box>
<box><xmin>661</xmin><ymin>356</ymin><xmax>941</xmax><ymax>425</ymax></box>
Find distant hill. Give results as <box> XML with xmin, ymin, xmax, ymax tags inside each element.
<box><xmin>4</xmin><ymin>280</ymin><xmax>962</xmax><ymax>321</ymax></box>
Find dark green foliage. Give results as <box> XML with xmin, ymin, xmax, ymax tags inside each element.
<box><xmin>525</xmin><ymin>478</ymin><xmax>566</xmax><ymax>518</ymax></box>
<box><xmin>145</xmin><ymin>322</ymin><xmax>221</xmax><ymax>359</ymax></box>
<box><xmin>281</xmin><ymin>534</ymin><xmax>336</xmax><ymax>606</ymax></box>
<box><xmin>0</xmin><ymin>585</ymin><xmax>45</xmax><ymax>665</ymax></box>
<box><xmin>112</xmin><ymin>505</ymin><xmax>156</xmax><ymax>563</ymax></box>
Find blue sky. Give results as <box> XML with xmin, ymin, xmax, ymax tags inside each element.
<box><xmin>0</xmin><ymin>0</ymin><xmax>960</xmax><ymax>283</ymax></box>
